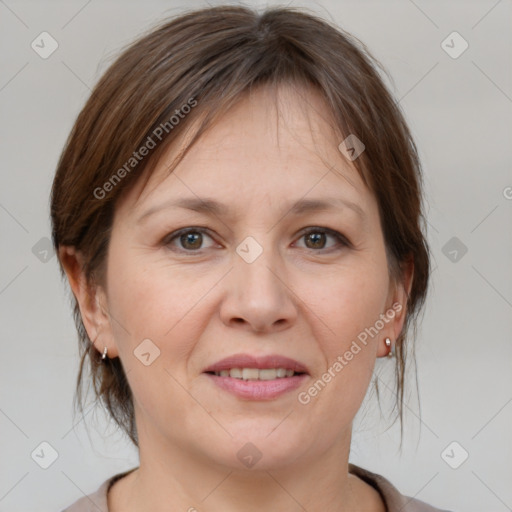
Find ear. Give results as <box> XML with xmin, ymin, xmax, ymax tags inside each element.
<box><xmin>377</xmin><ymin>256</ymin><xmax>414</xmax><ymax>357</ymax></box>
<box><xmin>58</xmin><ymin>246</ymin><xmax>119</xmax><ymax>358</ymax></box>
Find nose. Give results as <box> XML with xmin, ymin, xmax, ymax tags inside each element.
<box><xmin>219</xmin><ymin>243</ymin><xmax>298</xmax><ymax>334</ymax></box>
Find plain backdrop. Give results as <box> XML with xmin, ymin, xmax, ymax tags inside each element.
<box><xmin>1</xmin><ymin>1</ymin><xmax>511</xmax><ymax>511</ymax></box>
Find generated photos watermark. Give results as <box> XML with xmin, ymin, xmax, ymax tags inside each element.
<box><xmin>297</xmin><ymin>301</ymin><xmax>402</xmax><ymax>404</ymax></box>
<box><xmin>93</xmin><ymin>97</ymin><xmax>198</xmax><ymax>200</ymax></box>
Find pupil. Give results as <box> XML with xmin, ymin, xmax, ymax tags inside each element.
<box><xmin>307</xmin><ymin>232</ymin><xmax>325</xmax><ymax>249</ymax></box>
<box><xmin>182</xmin><ymin>232</ymin><xmax>201</xmax><ymax>249</ymax></box>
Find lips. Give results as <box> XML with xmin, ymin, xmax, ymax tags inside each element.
<box><xmin>202</xmin><ymin>353</ymin><xmax>309</xmax><ymax>375</ymax></box>
<box><xmin>203</xmin><ymin>354</ymin><xmax>309</xmax><ymax>400</ymax></box>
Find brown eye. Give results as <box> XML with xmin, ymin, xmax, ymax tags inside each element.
<box><xmin>164</xmin><ymin>226</ymin><xmax>348</xmax><ymax>254</ymax></box>
<box><xmin>304</xmin><ymin>231</ymin><xmax>327</xmax><ymax>249</ymax></box>
<box><xmin>180</xmin><ymin>231</ymin><xmax>203</xmax><ymax>250</ymax></box>
<box><xmin>164</xmin><ymin>227</ymin><xmax>216</xmax><ymax>253</ymax></box>
<box><xmin>296</xmin><ymin>228</ymin><xmax>348</xmax><ymax>251</ymax></box>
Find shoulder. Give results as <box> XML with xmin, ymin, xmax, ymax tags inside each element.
<box><xmin>349</xmin><ymin>463</ymin><xmax>454</xmax><ymax>512</ymax></box>
<box><xmin>60</xmin><ymin>468</ymin><xmax>138</xmax><ymax>512</ymax></box>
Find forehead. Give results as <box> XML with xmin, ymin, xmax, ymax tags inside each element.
<box><xmin>119</xmin><ymin>84</ymin><xmax>373</xmax><ymax>220</ymax></box>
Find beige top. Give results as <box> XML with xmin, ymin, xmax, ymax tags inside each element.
<box><xmin>61</xmin><ymin>463</ymin><xmax>452</xmax><ymax>512</ymax></box>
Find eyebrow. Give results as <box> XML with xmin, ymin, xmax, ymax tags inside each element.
<box><xmin>136</xmin><ymin>196</ymin><xmax>367</xmax><ymax>224</ymax></box>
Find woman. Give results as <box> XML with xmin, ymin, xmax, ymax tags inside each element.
<box><xmin>52</xmin><ymin>5</ymin><xmax>450</xmax><ymax>511</ymax></box>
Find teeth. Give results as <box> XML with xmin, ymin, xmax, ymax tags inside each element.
<box><xmin>213</xmin><ymin>368</ymin><xmax>299</xmax><ymax>380</ymax></box>
<box><xmin>242</xmin><ymin>368</ymin><xmax>259</xmax><ymax>380</ymax></box>
<box><xmin>259</xmin><ymin>369</ymin><xmax>279</xmax><ymax>380</ymax></box>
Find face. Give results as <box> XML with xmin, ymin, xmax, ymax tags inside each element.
<box><xmin>81</xmin><ymin>85</ymin><xmax>410</xmax><ymax>471</ymax></box>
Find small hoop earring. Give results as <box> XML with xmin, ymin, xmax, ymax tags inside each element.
<box><xmin>384</xmin><ymin>337</ymin><xmax>394</xmax><ymax>358</ymax></box>
<box><xmin>101</xmin><ymin>346</ymin><xmax>108</xmax><ymax>360</ymax></box>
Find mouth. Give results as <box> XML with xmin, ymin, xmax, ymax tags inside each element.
<box><xmin>206</xmin><ymin>367</ymin><xmax>304</xmax><ymax>380</ymax></box>
<box><xmin>203</xmin><ymin>353</ymin><xmax>309</xmax><ymax>376</ymax></box>
<box><xmin>202</xmin><ymin>353</ymin><xmax>309</xmax><ymax>400</ymax></box>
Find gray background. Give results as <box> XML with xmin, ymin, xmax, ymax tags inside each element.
<box><xmin>1</xmin><ymin>1</ymin><xmax>511</xmax><ymax>511</ymax></box>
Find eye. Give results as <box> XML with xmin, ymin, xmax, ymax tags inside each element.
<box><xmin>163</xmin><ymin>226</ymin><xmax>349</xmax><ymax>254</ymax></box>
<box><xmin>163</xmin><ymin>227</ymin><xmax>217</xmax><ymax>253</ymax></box>
<box><xmin>295</xmin><ymin>227</ymin><xmax>349</xmax><ymax>251</ymax></box>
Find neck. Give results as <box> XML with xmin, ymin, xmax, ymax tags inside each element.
<box><xmin>111</xmin><ymin>424</ymin><xmax>379</xmax><ymax>512</ymax></box>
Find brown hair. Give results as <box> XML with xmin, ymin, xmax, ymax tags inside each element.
<box><xmin>51</xmin><ymin>5</ymin><xmax>430</xmax><ymax>447</ymax></box>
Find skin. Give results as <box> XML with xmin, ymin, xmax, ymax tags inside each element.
<box><xmin>61</xmin><ymin>84</ymin><xmax>413</xmax><ymax>512</ymax></box>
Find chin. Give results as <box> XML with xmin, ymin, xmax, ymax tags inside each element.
<box><xmin>207</xmin><ymin>420</ymin><xmax>309</xmax><ymax>471</ymax></box>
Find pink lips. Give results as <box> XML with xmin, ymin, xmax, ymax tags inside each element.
<box><xmin>203</xmin><ymin>353</ymin><xmax>309</xmax><ymax>400</ymax></box>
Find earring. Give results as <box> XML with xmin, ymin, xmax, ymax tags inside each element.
<box><xmin>101</xmin><ymin>346</ymin><xmax>108</xmax><ymax>360</ymax></box>
<box><xmin>384</xmin><ymin>337</ymin><xmax>394</xmax><ymax>358</ymax></box>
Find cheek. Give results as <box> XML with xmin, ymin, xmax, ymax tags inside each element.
<box><xmin>105</xmin><ymin>252</ymin><xmax>220</xmax><ymax>362</ymax></box>
<box><xmin>104</xmin><ymin>256</ymin><xmax>216</xmax><ymax>426</ymax></box>
<box><xmin>296</xmin><ymin>258</ymin><xmax>388</xmax><ymax>413</ymax></box>
<box><xmin>301</xmin><ymin>261</ymin><xmax>390</xmax><ymax>350</ymax></box>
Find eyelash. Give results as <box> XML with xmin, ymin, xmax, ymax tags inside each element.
<box><xmin>162</xmin><ymin>226</ymin><xmax>350</xmax><ymax>255</ymax></box>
